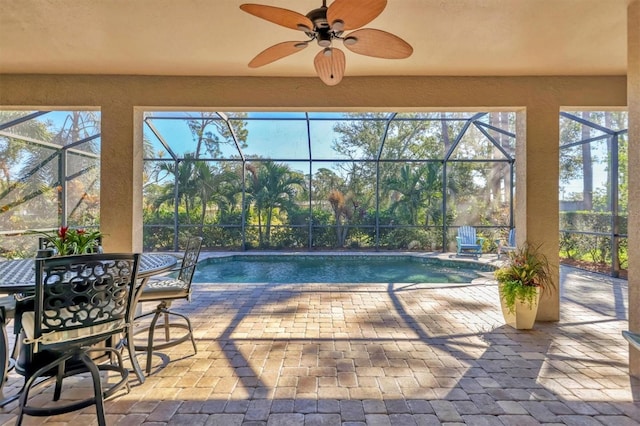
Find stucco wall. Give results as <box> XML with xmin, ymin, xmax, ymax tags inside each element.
<box><xmin>0</xmin><ymin>74</ymin><xmax>626</xmax><ymax>110</ymax></box>
<box><xmin>626</xmin><ymin>0</ymin><xmax>640</xmax><ymax>377</ymax></box>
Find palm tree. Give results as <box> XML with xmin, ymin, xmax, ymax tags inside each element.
<box><xmin>385</xmin><ymin>163</ymin><xmax>442</xmax><ymax>226</ymax></box>
<box><xmin>152</xmin><ymin>154</ymin><xmax>198</xmax><ymax>222</ymax></box>
<box><xmin>328</xmin><ymin>189</ymin><xmax>354</xmax><ymax>247</ymax></box>
<box><xmin>0</xmin><ymin>112</ymin><xmax>54</xmax><ymax>231</ymax></box>
<box><xmin>385</xmin><ymin>165</ymin><xmax>426</xmax><ymax>225</ymax></box>
<box><xmin>245</xmin><ymin>161</ymin><xmax>305</xmax><ymax>247</ymax></box>
<box><xmin>193</xmin><ymin>162</ymin><xmax>242</xmax><ymax>235</ymax></box>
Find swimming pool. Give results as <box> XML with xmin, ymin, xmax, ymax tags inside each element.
<box><xmin>192</xmin><ymin>254</ymin><xmax>493</xmax><ymax>284</ymax></box>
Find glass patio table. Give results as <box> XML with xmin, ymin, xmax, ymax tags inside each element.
<box><xmin>0</xmin><ymin>253</ymin><xmax>178</xmax><ymax>401</ymax></box>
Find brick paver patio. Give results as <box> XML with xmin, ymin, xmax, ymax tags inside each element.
<box><xmin>1</xmin><ymin>262</ymin><xmax>638</xmax><ymax>425</ymax></box>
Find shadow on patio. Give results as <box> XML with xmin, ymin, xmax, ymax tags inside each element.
<box><xmin>0</xmin><ymin>266</ymin><xmax>638</xmax><ymax>424</ymax></box>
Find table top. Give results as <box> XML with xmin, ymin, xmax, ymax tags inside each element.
<box><xmin>0</xmin><ymin>253</ymin><xmax>178</xmax><ymax>293</ymax></box>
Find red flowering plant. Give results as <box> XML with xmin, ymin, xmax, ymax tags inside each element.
<box><xmin>34</xmin><ymin>226</ymin><xmax>103</xmax><ymax>256</ymax></box>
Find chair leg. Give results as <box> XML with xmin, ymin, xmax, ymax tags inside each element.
<box><xmin>163</xmin><ymin>311</ymin><xmax>171</xmax><ymax>341</ymax></box>
<box><xmin>53</xmin><ymin>361</ymin><xmax>65</xmax><ymax>401</ymax></box>
<box><xmin>17</xmin><ymin>353</ymin><xmax>74</xmax><ymax>425</ymax></box>
<box><xmin>145</xmin><ymin>308</ymin><xmax>163</xmax><ymax>374</ymax></box>
<box><xmin>126</xmin><ymin>326</ymin><xmax>145</xmax><ymax>383</ymax></box>
<box><xmin>188</xmin><ymin>317</ymin><xmax>197</xmax><ymax>354</ymax></box>
<box><xmin>137</xmin><ymin>302</ymin><xmax>197</xmax><ymax>375</ymax></box>
<box><xmin>170</xmin><ymin>311</ymin><xmax>198</xmax><ymax>355</ymax></box>
<box><xmin>85</xmin><ymin>345</ymin><xmax>131</xmax><ymax>396</ymax></box>
<box><xmin>79</xmin><ymin>352</ymin><xmax>107</xmax><ymax>426</ymax></box>
<box><xmin>16</xmin><ymin>347</ymin><xmax>129</xmax><ymax>425</ymax></box>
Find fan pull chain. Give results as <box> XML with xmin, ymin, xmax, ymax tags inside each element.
<box><xmin>330</xmin><ymin>48</ymin><xmax>334</xmax><ymax>80</ymax></box>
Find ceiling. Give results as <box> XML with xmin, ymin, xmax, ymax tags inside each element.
<box><xmin>0</xmin><ymin>0</ymin><xmax>628</xmax><ymax>78</ymax></box>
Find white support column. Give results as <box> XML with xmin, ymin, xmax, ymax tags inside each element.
<box><xmin>100</xmin><ymin>104</ymin><xmax>144</xmax><ymax>253</ymax></box>
<box><xmin>627</xmin><ymin>0</ymin><xmax>640</xmax><ymax>378</ymax></box>
<box><xmin>516</xmin><ymin>106</ymin><xmax>560</xmax><ymax>322</ymax></box>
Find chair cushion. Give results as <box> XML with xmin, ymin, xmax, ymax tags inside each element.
<box><xmin>139</xmin><ymin>277</ymin><xmax>190</xmax><ymax>301</ymax></box>
<box><xmin>21</xmin><ymin>308</ymin><xmax>125</xmax><ymax>350</ymax></box>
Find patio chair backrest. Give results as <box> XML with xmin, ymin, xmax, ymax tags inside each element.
<box><xmin>177</xmin><ymin>236</ymin><xmax>203</xmax><ymax>285</ymax></box>
<box><xmin>27</xmin><ymin>253</ymin><xmax>140</xmax><ymax>352</ymax></box>
<box><xmin>507</xmin><ymin>229</ymin><xmax>516</xmax><ymax>247</ymax></box>
<box><xmin>458</xmin><ymin>226</ymin><xmax>477</xmax><ymax>244</ymax></box>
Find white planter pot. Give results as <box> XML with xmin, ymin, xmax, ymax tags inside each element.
<box><xmin>499</xmin><ymin>284</ymin><xmax>540</xmax><ymax>329</ymax></box>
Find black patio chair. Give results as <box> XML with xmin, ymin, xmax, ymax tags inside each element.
<box><xmin>134</xmin><ymin>236</ymin><xmax>202</xmax><ymax>374</ymax></box>
<box><xmin>0</xmin><ymin>294</ymin><xmax>16</xmax><ymax>387</ymax></box>
<box><xmin>14</xmin><ymin>253</ymin><xmax>140</xmax><ymax>426</ymax></box>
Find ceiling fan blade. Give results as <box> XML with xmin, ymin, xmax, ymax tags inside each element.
<box><xmin>327</xmin><ymin>0</ymin><xmax>387</xmax><ymax>31</ymax></box>
<box><xmin>343</xmin><ymin>28</ymin><xmax>413</xmax><ymax>59</ymax></box>
<box><xmin>248</xmin><ymin>41</ymin><xmax>308</xmax><ymax>68</ymax></box>
<box><xmin>314</xmin><ymin>47</ymin><xmax>346</xmax><ymax>86</ymax></box>
<box><xmin>240</xmin><ymin>4</ymin><xmax>314</xmax><ymax>31</ymax></box>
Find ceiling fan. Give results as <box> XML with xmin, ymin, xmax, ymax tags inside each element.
<box><xmin>239</xmin><ymin>0</ymin><xmax>413</xmax><ymax>86</ymax></box>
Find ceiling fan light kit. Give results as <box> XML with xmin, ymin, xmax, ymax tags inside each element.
<box><xmin>240</xmin><ymin>0</ymin><xmax>413</xmax><ymax>86</ymax></box>
<box><xmin>343</xmin><ymin>36</ymin><xmax>357</xmax><ymax>46</ymax></box>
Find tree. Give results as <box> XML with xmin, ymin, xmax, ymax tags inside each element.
<box><xmin>488</xmin><ymin>112</ymin><xmax>513</xmax><ymax>211</ymax></box>
<box><xmin>327</xmin><ymin>189</ymin><xmax>354</xmax><ymax>247</ymax></box>
<box><xmin>560</xmin><ymin>114</ymin><xmax>587</xmax><ymax>203</ymax></box>
<box><xmin>187</xmin><ymin>112</ymin><xmax>248</xmax><ymax>159</ymax></box>
<box><xmin>0</xmin><ymin>112</ymin><xmax>54</xmax><ymax>235</ymax></box>
<box><xmin>152</xmin><ymin>154</ymin><xmax>198</xmax><ymax>222</ymax></box>
<box><xmin>0</xmin><ymin>111</ymin><xmax>101</xmax><ymax>229</ymax></box>
<box><xmin>389</xmin><ymin>163</ymin><xmax>443</xmax><ymax>227</ymax></box>
<box><xmin>385</xmin><ymin>164</ymin><xmax>429</xmax><ymax>225</ymax></box>
<box><xmin>580</xmin><ymin>111</ymin><xmax>594</xmax><ymax>210</ymax></box>
<box><xmin>312</xmin><ymin>167</ymin><xmax>345</xmax><ymax>204</ymax></box>
<box><xmin>245</xmin><ymin>161</ymin><xmax>305</xmax><ymax>247</ymax></box>
<box><xmin>192</xmin><ymin>161</ymin><xmax>239</xmax><ymax>236</ymax></box>
<box><xmin>208</xmin><ymin>163</ymin><xmax>244</xmax><ymax>222</ymax></box>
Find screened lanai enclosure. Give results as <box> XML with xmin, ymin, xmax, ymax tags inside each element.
<box><xmin>142</xmin><ymin>112</ymin><xmax>516</xmax><ymax>253</ymax></box>
<box><xmin>559</xmin><ymin>111</ymin><xmax>629</xmax><ymax>277</ymax></box>
<box><xmin>0</xmin><ymin>110</ymin><xmax>628</xmax><ymax>276</ymax></box>
<box><xmin>0</xmin><ymin>110</ymin><xmax>101</xmax><ymax>257</ymax></box>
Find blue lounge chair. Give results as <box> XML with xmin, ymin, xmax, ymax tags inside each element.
<box><xmin>623</xmin><ymin>330</ymin><xmax>640</xmax><ymax>351</ymax></box>
<box><xmin>497</xmin><ymin>228</ymin><xmax>516</xmax><ymax>259</ymax></box>
<box><xmin>456</xmin><ymin>226</ymin><xmax>484</xmax><ymax>257</ymax></box>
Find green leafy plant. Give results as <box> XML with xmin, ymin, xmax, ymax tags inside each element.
<box><xmin>495</xmin><ymin>242</ymin><xmax>554</xmax><ymax>314</ymax></box>
<box><xmin>34</xmin><ymin>226</ymin><xmax>103</xmax><ymax>256</ymax></box>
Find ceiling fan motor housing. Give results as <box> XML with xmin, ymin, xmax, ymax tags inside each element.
<box><xmin>306</xmin><ymin>6</ymin><xmax>330</xmax><ymax>30</ymax></box>
<box><xmin>306</xmin><ymin>6</ymin><xmax>344</xmax><ymax>46</ymax></box>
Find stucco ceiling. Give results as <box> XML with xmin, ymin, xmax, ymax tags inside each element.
<box><xmin>0</xmin><ymin>0</ymin><xmax>628</xmax><ymax>78</ymax></box>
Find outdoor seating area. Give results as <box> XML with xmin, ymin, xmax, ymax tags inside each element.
<box><xmin>0</xmin><ymin>1</ymin><xmax>639</xmax><ymax>423</ymax></box>
<box><xmin>13</xmin><ymin>253</ymin><xmax>139</xmax><ymax>425</ymax></box>
<box><xmin>0</xmin><ymin>249</ymin><xmax>183</xmax><ymax>423</ymax></box>
<box><xmin>0</xmin><ymin>263</ymin><xmax>636</xmax><ymax>424</ymax></box>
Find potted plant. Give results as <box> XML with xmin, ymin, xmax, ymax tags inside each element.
<box><xmin>34</xmin><ymin>226</ymin><xmax>103</xmax><ymax>256</ymax></box>
<box><xmin>494</xmin><ymin>242</ymin><xmax>554</xmax><ymax>329</ymax></box>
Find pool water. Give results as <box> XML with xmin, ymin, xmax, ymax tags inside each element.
<box><xmin>193</xmin><ymin>255</ymin><xmax>488</xmax><ymax>284</ymax></box>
